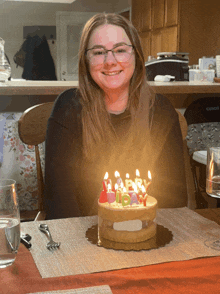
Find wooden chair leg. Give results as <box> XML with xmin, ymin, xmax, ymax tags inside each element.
<box><xmin>190</xmin><ymin>157</ymin><xmax>208</xmax><ymax>209</ymax></box>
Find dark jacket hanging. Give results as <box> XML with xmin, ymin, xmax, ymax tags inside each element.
<box><xmin>22</xmin><ymin>34</ymin><xmax>57</xmax><ymax>81</ymax></box>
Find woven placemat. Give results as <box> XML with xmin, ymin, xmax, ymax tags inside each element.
<box><xmin>28</xmin><ymin>285</ymin><xmax>113</xmax><ymax>294</ymax></box>
<box><xmin>21</xmin><ymin>207</ymin><xmax>220</xmax><ymax>278</ymax></box>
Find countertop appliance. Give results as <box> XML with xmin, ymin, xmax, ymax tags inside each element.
<box><xmin>145</xmin><ymin>52</ymin><xmax>189</xmax><ymax>81</ymax></box>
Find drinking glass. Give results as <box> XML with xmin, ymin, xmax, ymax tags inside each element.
<box><xmin>205</xmin><ymin>147</ymin><xmax>220</xmax><ymax>250</ymax></box>
<box><xmin>206</xmin><ymin>147</ymin><xmax>220</xmax><ymax>198</ymax></box>
<box><xmin>0</xmin><ymin>179</ymin><xmax>20</xmax><ymax>268</ymax></box>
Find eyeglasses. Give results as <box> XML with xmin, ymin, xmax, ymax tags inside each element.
<box><xmin>86</xmin><ymin>44</ymin><xmax>134</xmax><ymax>65</ymax></box>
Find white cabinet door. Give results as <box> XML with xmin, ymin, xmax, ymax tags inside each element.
<box><xmin>56</xmin><ymin>11</ymin><xmax>98</xmax><ymax>81</ymax></box>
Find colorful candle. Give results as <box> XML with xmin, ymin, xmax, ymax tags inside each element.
<box><xmin>144</xmin><ymin>171</ymin><xmax>152</xmax><ymax>191</ymax></box>
<box><xmin>135</xmin><ymin>169</ymin><xmax>142</xmax><ymax>188</ymax></box>
<box><xmin>129</xmin><ymin>182</ymin><xmax>139</xmax><ymax>205</ymax></box>
<box><xmin>130</xmin><ymin>192</ymin><xmax>139</xmax><ymax>205</ymax></box>
<box><xmin>107</xmin><ymin>183</ymin><xmax>115</xmax><ymax>203</ymax></box>
<box><xmin>125</xmin><ymin>173</ymin><xmax>133</xmax><ymax>191</ymax></box>
<box><xmin>122</xmin><ymin>194</ymin><xmax>131</xmax><ymax>206</ymax></box>
<box><xmin>115</xmin><ymin>183</ymin><xmax>122</xmax><ymax>203</ymax></box>
<box><xmin>139</xmin><ymin>185</ymin><xmax>148</xmax><ymax>206</ymax></box>
<box><xmin>102</xmin><ymin>172</ymin><xmax>108</xmax><ymax>192</ymax></box>
<box><xmin>115</xmin><ymin>171</ymin><xmax>123</xmax><ymax>188</ymax></box>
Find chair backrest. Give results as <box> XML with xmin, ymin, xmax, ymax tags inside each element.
<box><xmin>184</xmin><ymin>97</ymin><xmax>220</xmax><ymax>154</ymax></box>
<box><xmin>176</xmin><ymin>109</ymin><xmax>188</xmax><ymax>140</ymax></box>
<box><xmin>176</xmin><ymin>109</ymin><xmax>196</xmax><ymax>209</ymax></box>
<box><xmin>184</xmin><ymin>97</ymin><xmax>220</xmax><ymax>125</ymax></box>
<box><xmin>18</xmin><ymin>102</ymin><xmax>54</xmax><ymax>213</ymax></box>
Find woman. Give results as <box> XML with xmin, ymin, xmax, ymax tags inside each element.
<box><xmin>44</xmin><ymin>13</ymin><xmax>187</xmax><ymax>219</ymax></box>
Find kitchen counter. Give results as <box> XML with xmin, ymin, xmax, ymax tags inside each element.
<box><xmin>1</xmin><ymin>80</ymin><xmax>220</xmax><ymax>110</ymax></box>
<box><xmin>148</xmin><ymin>81</ymin><xmax>220</xmax><ymax>94</ymax></box>
<box><xmin>1</xmin><ymin>80</ymin><xmax>220</xmax><ymax>96</ymax></box>
<box><xmin>0</xmin><ymin>80</ymin><xmax>78</xmax><ymax>96</ymax></box>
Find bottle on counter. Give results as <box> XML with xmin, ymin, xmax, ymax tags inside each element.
<box><xmin>0</xmin><ymin>37</ymin><xmax>11</xmax><ymax>82</ymax></box>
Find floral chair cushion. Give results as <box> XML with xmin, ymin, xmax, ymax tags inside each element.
<box><xmin>0</xmin><ymin>113</ymin><xmax>45</xmax><ymax>211</ymax></box>
<box><xmin>186</xmin><ymin>122</ymin><xmax>220</xmax><ymax>155</ymax></box>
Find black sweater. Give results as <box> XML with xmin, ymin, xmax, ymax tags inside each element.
<box><xmin>44</xmin><ymin>89</ymin><xmax>187</xmax><ymax>219</ymax></box>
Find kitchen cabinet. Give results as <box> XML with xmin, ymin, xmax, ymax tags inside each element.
<box><xmin>132</xmin><ymin>0</ymin><xmax>178</xmax><ymax>60</ymax></box>
<box><xmin>132</xmin><ymin>0</ymin><xmax>220</xmax><ymax>65</ymax></box>
<box><xmin>164</xmin><ymin>0</ymin><xmax>178</xmax><ymax>27</ymax></box>
<box><xmin>139</xmin><ymin>31</ymin><xmax>151</xmax><ymax>61</ymax></box>
<box><xmin>152</xmin><ymin>0</ymin><xmax>165</xmax><ymax>29</ymax></box>
<box><xmin>132</xmin><ymin>0</ymin><xmax>151</xmax><ymax>32</ymax></box>
<box><xmin>151</xmin><ymin>26</ymin><xmax>177</xmax><ymax>57</ymax></box>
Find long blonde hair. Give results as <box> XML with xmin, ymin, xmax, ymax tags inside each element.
<box><xmin>78</xmin><ymin>13</ymin><xmax>154</xmax><ymax>163</ymax></box>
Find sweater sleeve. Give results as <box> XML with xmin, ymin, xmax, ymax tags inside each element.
<box><xmin>149</xmin><ymin>95</ymin><xmax>188</xmax><ymax>208</ymax></box>
<box><xmin>44</xmin><ymin>89</ymin><xmax>83</xmax><ymax>219</ymax></box>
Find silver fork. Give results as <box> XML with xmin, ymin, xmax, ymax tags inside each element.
<box><xmin>39</xmin><ymin>224</ymin><xmax>61</xmax><ymax>250</ymax></box>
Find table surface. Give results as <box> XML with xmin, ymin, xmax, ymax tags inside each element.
<box><xmin>1</xmin><ymin>80</ymin><xmax>220</xmax><ymax>96</ymax></box>
<box><xmin>1</xmin><ymin>208</ymin><xmax>220</xmax><ymax>294</ymax></box>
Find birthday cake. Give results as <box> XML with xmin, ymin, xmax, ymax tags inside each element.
<box><xmin>98</xmin><ymin>170</ymin><xmax>158</xmax><ymax>243</ymax></box>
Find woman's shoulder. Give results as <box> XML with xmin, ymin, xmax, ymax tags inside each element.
<box><xmin>52</xmin><ymin>88</ymin><xmax>81</xmax><ymax>114</ymax></box>
<box><xmin>153</xmin><ymin>94</ymin><xmax>178</xmax><ymax>121</ymax></box>
<box><xmin>49</xmin><ymin>88</ymin><xmax>82</xmax><ymax>130</ymax></box>
<box><xmin>50</xmin><ymin>88</ymin><xmax>82</xmax><ymax>126</ymax></box>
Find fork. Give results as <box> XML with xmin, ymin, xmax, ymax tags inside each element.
<box><xmin>39</xmin><ymin>224</ymin><xmax>61</xmax><ymax>250</ymax></box>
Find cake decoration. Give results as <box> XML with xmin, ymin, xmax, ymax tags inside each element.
<box><xmin>98</xmin><ymin>169</ymin><xmax>157</xmax><ymax>244</ymax></box>
<box><xmin>99</xmin><ymin>169</ymin><xmax>152</xmax><ymax>207</ymax></box>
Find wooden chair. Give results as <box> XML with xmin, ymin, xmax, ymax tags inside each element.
<box><xmin>176</xmin><ymin>109</ymin><xmax>196</xmax><ymax>209</ymax></box>
<box><xmin>18</xmin><ymin>102</ymin><xmax>54</xmax><ymax>221</ymax></box>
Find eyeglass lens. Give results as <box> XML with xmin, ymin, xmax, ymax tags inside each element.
<box><xmin>87</xmin><ymin>45</ymin><xmax>133</xmax><ymax>65</ymax></box>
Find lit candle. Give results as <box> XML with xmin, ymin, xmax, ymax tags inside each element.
<box><xmin>139</xmin><ymin>185</ymin><xmax>148</xmax><ymax>206</ymax></box>
<box><xmin>99</xmin><ymin>172</ymin><xmax>108</xmax><ymax>203</ymax></box>
<box><xmin>144</xmin><ymin>171</ymin><xmax>152</xmax><ymax>191</ymax></box>
<box><xmin>107</xmin><ymin>183</ymin><xmax>115</xmax><ymax>204</ymax></box>
<box><xmin>125</xmin><ymin>173</ymin><xmax>133</xmax><ymax>191</ymax></box>
<box><xmin>115</xmin><ymin>171</ymin><xmax>123</xmax><ymax>188</ymax></box>
<box><xmin>99</xmin><ymin>190</ymin><xmax>108</xmax><ymax>203</ymax></box>
<box><xmin>102</xmin><ymin>172</ymin><xmax>108</xmax><ymax>192</ymax></box>
<box><xmin>135</xmin><ymin>169</ymin><xmax>142</xmax><ymax>187</ymax></box>
<box><xmin>129</xmin><ymin>182</ymin><xmax>139</xmax><ymax>205</ymax></box>
<box><xmin>115</xmin><ymin>183</ymin><xmax>122</xmax><ymax>203</ymax></box>
<box><xmin>130</xmin><ymin>193</ymin><xmax>139</xmax><ymax>205</ymax></box>
<box><xmin>121</xmin><ymin>194</ymin><xmax>131</xmax><ymax>206</ymax></box>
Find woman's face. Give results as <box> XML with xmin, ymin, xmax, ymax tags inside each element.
<box><xmin>87</xmin><ymin>24</ymin><xmax>135</xmax><ymax>95</ymax></box>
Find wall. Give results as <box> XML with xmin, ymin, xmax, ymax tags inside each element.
<box><xmin>0</xmin><ymin>0</ymin><xmax>130</xmax><ymax>111</ymax></box>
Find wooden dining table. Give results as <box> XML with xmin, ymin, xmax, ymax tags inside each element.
<box><xmin>1</xmin><ymin>208</ymin><xmax>220</xmax><ymax>294</ymax></box>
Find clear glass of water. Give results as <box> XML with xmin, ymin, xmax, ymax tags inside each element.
<box><xmin>205</xmin><ymin>147</ymin><xmax>220</xmax><ymax>250</ymax></box>
<box><xmin>0</xmin><ymin>179</ymin><xmax>20</xmax><ymax>268</ymax></box>
<box><xmin>206</xmin><ymin>147</ymin><xmax>220</xmax><ymax>198</ymax></box>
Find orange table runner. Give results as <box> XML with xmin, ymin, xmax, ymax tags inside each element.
<box><xmin>1</xmin><ymin>243</ymin><xmax>220</xmax><ymax>294</ymax></box>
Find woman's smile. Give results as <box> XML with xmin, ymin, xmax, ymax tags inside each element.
<box><xmin>102</xmin><ymin>70</ymin><xmax>123</xmax><ymax>76</ymax></box>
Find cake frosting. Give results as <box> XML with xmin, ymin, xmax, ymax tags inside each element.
<box><xmin>98</xmin><ymin>196</ymin><xmax>157</xmax><ymax>243</ymax></box>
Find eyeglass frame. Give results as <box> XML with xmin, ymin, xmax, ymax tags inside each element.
<box><xmin>85</xmin><ymin>43</ymin><xmax>134</xmax><ymax>64</ymax></box>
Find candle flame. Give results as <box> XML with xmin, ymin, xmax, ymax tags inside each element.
<box><xmin>148</xmin><ymin>170</ymin><xmax>152</xmax><ymax>181</ymax></box>
<box><xmin>136</xmin><ymin>169</ymin><xmax>140</xmax><ymax>177</ymax></box>
<box><xmin>104</xmin><ymin>172</ymin><xmax>108</xmax><ymax>180</ymax></box>
<box><xmin>115</xmin><ymin>171</ymin><xmax>120</xmax><ymax>178</ymax></box>
<box><xmin>126</xmin><ymin>173</ymin><xmax>129</xmax><ymax>179</ymax></box>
